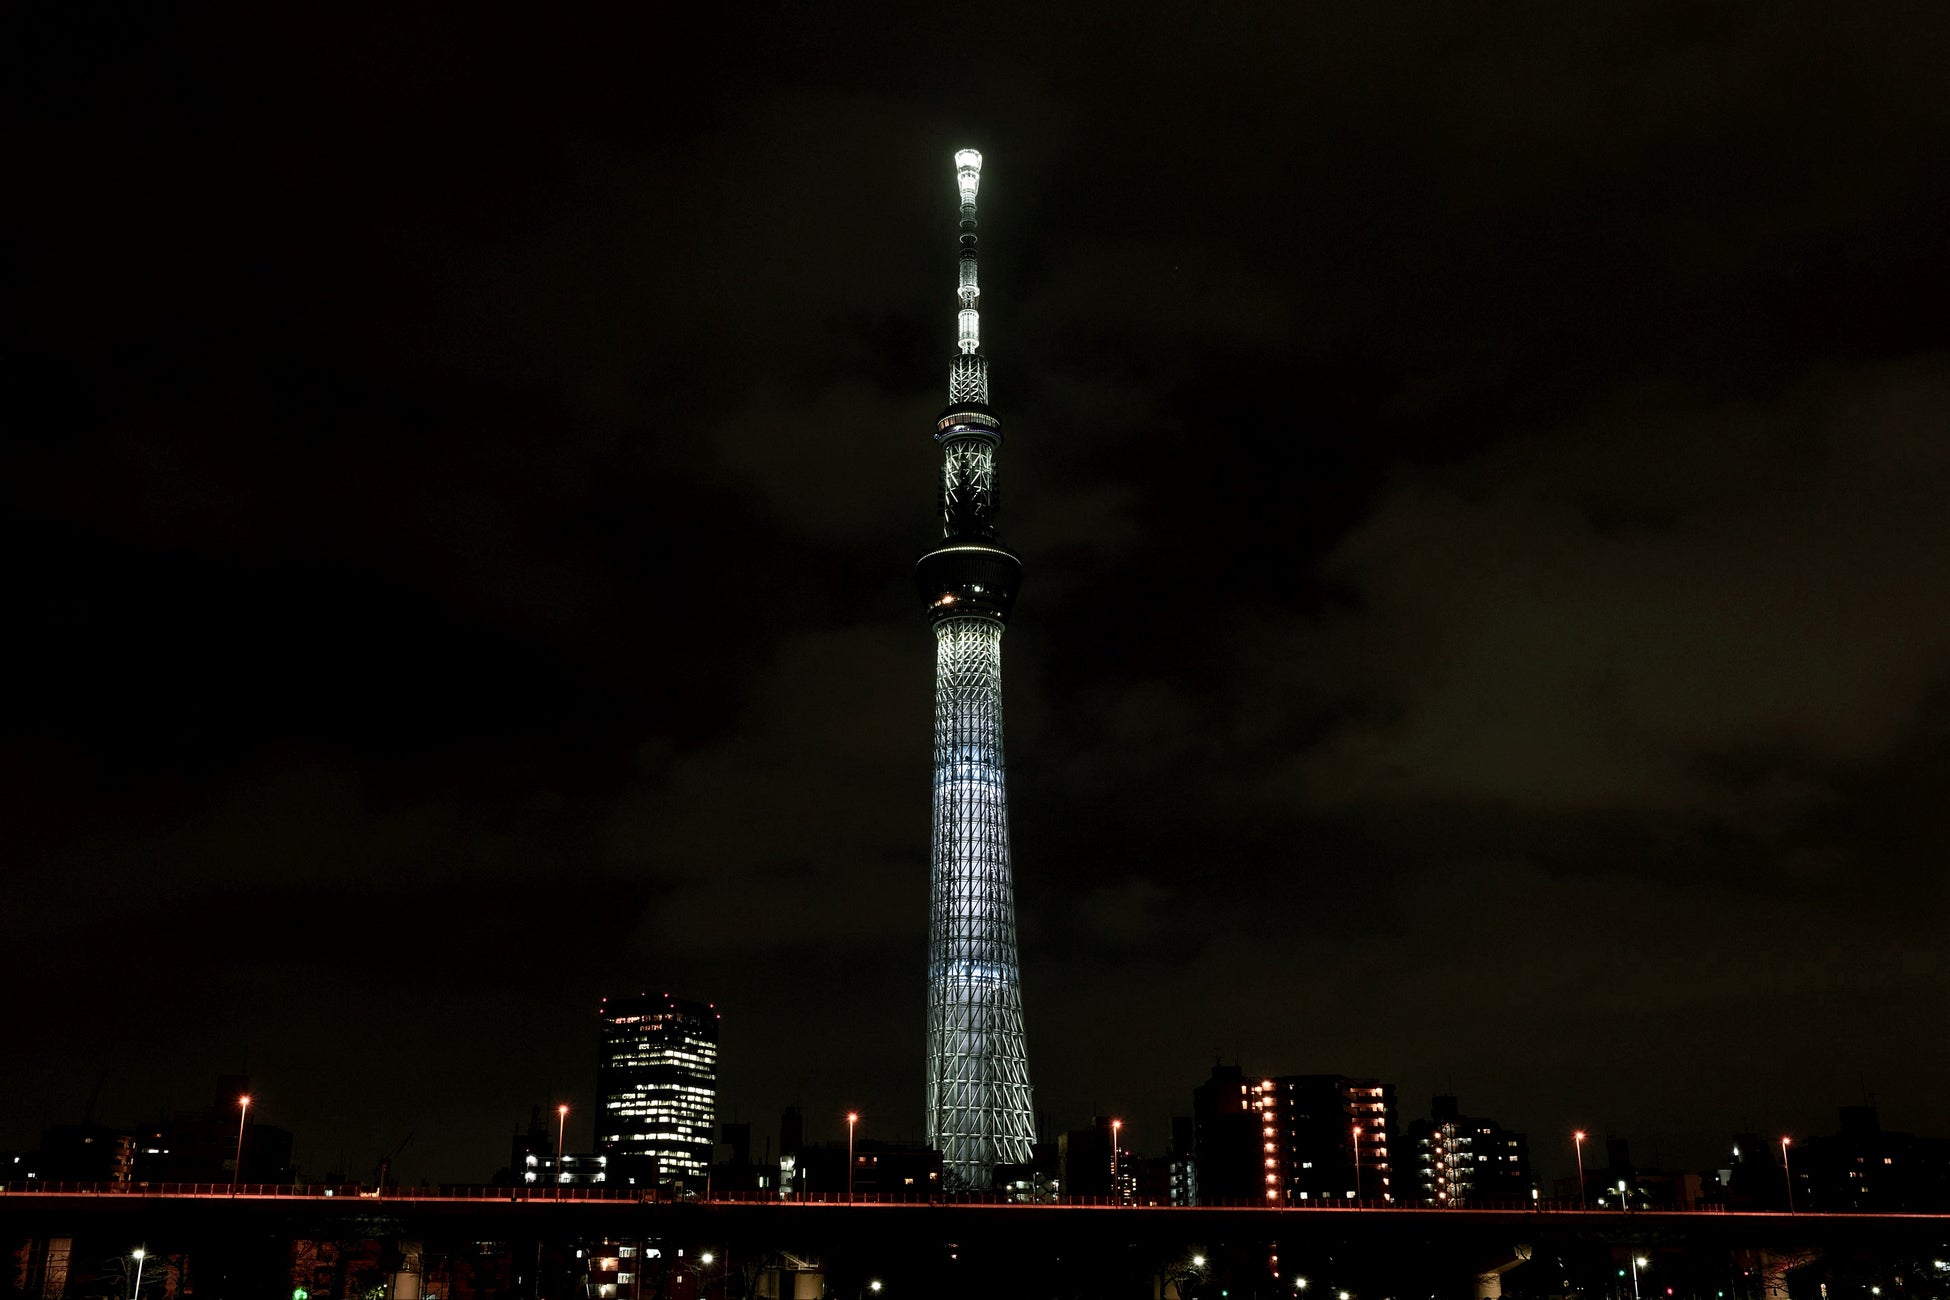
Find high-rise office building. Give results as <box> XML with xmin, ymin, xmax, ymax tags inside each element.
<box><xmin>1189</xmin><ymin>1065</ymin><xmax>1401</xmax><ymax>1204</ymax></box>
<box><xmin>918</xmin><ymin>148</ymin><xmax>1036</xmax><ymax>1189</ymax></box>
<box><xmin>1252</xmin><ymin>1075</ymin><xmax>1402</xmax><ymax>1204</ymax></box>
<box><xmin>595</xmin><ymin>993</ymin><xmax>719</xmax><ymax>1188</ymax></box>
<box><xmin>1407</xmin><ymin>1094</ymin><xmax>1534</xmax><ymax>1205</ymax></box>
<box><xmin>1191</xmin><ymin>1064</ymin><xmax>1258</xmax><ymax>1203</ymax></box>
<box><xmin>1168</xmin><ymin>1115</ymin><xmax>1199</xmax><ymax>1207</ymax></box>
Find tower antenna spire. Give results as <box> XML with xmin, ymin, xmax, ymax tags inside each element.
<box><xmin>949</xmin><ymin>149</ymin><xmax>987</xmax><ymax>406</ymax></box>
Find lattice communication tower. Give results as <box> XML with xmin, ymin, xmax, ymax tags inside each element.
<box><xmin>916</xmin><ymin>149</ymin><xmax>1036</xmax><ymax>1188</ymax></box>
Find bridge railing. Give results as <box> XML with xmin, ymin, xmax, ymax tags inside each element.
<box><xmin>0</xmin><ymin>1182</ymin><xmax>1736</xmax><ymax>1213</ymax></box>
<box><xmin>0</xmin><ymin>1182</ymin><xmax>653</xmax><ymax>1201</ymax></box>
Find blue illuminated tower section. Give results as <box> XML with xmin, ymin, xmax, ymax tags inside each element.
<box><xmin>916</xmin><ymin>149</ymin><xmax>1035</xmax><ymax>1188</ymax></box>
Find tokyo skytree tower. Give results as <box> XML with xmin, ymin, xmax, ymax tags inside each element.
<box><xmin>916</xmin><ymin>148</ymin><xmax>1036</xmax><ymax>1189</ymax></box>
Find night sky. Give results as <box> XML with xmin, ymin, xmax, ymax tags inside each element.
<box><xmin>9</xmin><ymin>4</ymin><xmax>1949</xmax><ymax>1185</ymax></box>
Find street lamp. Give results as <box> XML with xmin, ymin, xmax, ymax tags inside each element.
<box><xmin>1352</xmin><ymin>1124</ymin><xmax>1363</xmax><ymax>1201</ymax></box>
<box><xmin>1111</xmin><ymin>1119</ymin><xmax>1123</xmax><ymax>1202</ymax></box>
<box><xmin>869</xmin><ymin>1283</ymin><xmax>882</xmax><ymax>1295</ymax></box>
<box><xmin>1780</xmin><ymin>1137</ymin><xmax>1794</xmax><ymax>1213</ymax></box>
<box><xmin>556</xmin><ymin>1104</ymin><xmax>569</xmax><ymax>1183</ymax></box>
<box><xmin>129</xmin><ymin>1248</ymin><xmax>146</xmax><ymax>1300</ymax></box>
<box><xmin>231</xmin><ymin>1096</ymin><xmax>251</xmax><ymax>1195</ymax></box>
<box><xmin>1630</xmin><ymin>1256</ymin><xmax>1649</xmax><ymax>1300</ymax></box>
<box><xmin>847</xmin><ymin>1112</ymin><xmax>859</xmax><ymax>1203</ymax></box>
<box><xmin>1573</xmin><ymin>1131</ymin><xmax>1587</xmax><ymax>1209</ymax></box>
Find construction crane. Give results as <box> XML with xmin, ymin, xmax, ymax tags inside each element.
<box><xmin>374</xmin><ymin>1133</ymin><xmax>413</xmax><ymax>1190</ymax></box>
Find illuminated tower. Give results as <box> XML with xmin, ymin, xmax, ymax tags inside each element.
<box><xmin>917</xmin><ymin>148</ymin><xmax>1035</xmax><ymax>1188</ymax></box>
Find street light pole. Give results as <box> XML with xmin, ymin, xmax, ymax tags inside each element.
<box><xmin>1352</xmin><ymin>1124</ymin><xmax>1363</xmax><ymax>1202</ymax></box>
<box><xmin>231</xmin><ymin>1095</ymin><xmax>250</xmax><ymax>1196</ymax></box>
<box><xmin>1573</xmin><ymin>1131</ymin><xmax>1587</xmax><ymax>1209</ymax></box>
<box><xmin>1780</xmin><ymin>1137</ymin><xmax>1794</xmax><ymax>1213</ymax></box>
<box><xmin>556</xmin><ymin>1104</ymin><xmax>569</xmax><ymax>1185</ymax></box>
<box><xmin>1631</xmin><ymin>1256</ymin><xmax>1648</xmax><ymax>1300</ymax></box>
<box><xmin>130</xmin><ymin>1248</ymin><xmax>146</xmax><ymax>1300</ymax></box>
<box><xmin>847</xmin><ymin>1112</ymin><xmax>859</xmax><ymax>1203</ymax></box>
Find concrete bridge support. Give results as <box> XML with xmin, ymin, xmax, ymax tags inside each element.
<box><xmin>1471</xmin><ymin>1244</ymin><xmax>1532</xmax><ymax>1300</ymax></box>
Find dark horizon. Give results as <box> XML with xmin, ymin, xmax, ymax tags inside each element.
<box><xmin>8</xmin><ymin>3</ymin><xmax>1948</xmax><ymax>1186</ymax></box>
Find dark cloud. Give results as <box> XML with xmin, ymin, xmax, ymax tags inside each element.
<box><xmin>1300</xmin><ymin>356</ymin><xmax>1950</xmax><ymax>815</ymax></box>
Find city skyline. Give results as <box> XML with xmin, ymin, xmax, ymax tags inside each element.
<box><xmin>9</xmin><ymin>1055</ymin><xmax>1944</xmax><ymax>1208</ymax></box>
<box><xmin>9</xmin><ymin>4</ymin><xmax>1949</xmax><ymax>1188</ymax></box>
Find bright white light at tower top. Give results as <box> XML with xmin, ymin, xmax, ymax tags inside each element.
<box><xmin>956</xmin><ymin>149</ymin><xmax>982</xmax><ymax>205</ymax></box>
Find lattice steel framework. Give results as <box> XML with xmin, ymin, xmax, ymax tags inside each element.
<box><xmin>915</xmin><ymin>149</ymin><xmax>1035</xmax><ymax>1188</ymax></box>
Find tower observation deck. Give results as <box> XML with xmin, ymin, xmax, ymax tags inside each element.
<box><xmin>917</xmin><ymin>148</ymin><xmax>1035</xmax><ymax>1189</ymax></box>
